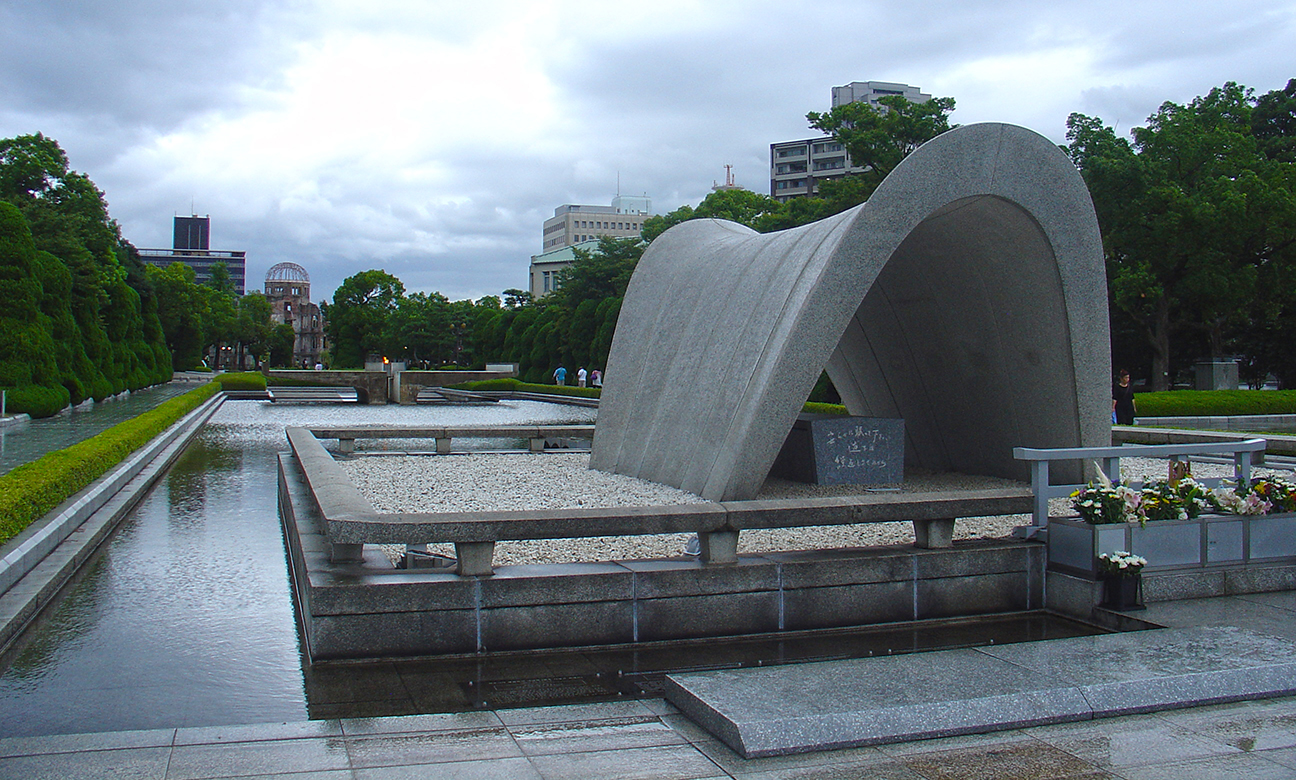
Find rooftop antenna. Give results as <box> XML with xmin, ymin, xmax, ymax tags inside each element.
<box><xmin>616</xmin><ymin>171</ymin><xmax>621</xmax><ymax>197</ymax></box>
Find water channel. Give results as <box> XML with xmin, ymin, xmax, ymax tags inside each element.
<box><xmin>0</xmin><ymin>396</ymin><xmax>1100</xmax><ymax>738</ymax></box>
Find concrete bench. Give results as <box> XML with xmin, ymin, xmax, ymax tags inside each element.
<box><xmin>287</xmin><ymin>427</ymin><xmax>1033</xmax><ymax>576</ymax></box>
<box><xmin>268</xmin><ymin>386</ymin><xmax>359</xmax><ymax>403</ymax></box>
<box><xmin>310</xmin><ymin>425</ymin><xmax>596</xmax><ymax>454</ymax></box>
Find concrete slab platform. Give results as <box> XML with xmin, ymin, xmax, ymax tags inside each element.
<box><xmin>662</xmin><ymin>626</ymin><xmax>1296</xmax><ymax>757</ymax></box>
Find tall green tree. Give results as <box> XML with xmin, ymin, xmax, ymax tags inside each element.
<box><xmin>1068</xmin><ymin>81</ymin><xmax>1296</xmax><ymax>389</ymax></box>
<box><xmin>806</xmin><ymin>94</ymin><xmax>957</xmax><ymax>198</ymax></box>
<box><xmin>147</xmin><ymin>262</ymin><xmax>207</xmax><ymax>370</ymax></box>
<box><xmin>0</xmin><ymin>201</ymin><xmax>66</xmax><ymax>416</ymax></box>
<box><xmin>323</xmin><ymin>269</ymin><xmax>405</xmax><ymax>367</ymax></box>
<box><xmin>0</xmin><ymin>133</ymin><xmax>170</xmax><ymax>408</ymax></box>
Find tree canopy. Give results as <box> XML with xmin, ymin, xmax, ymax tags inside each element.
<box><xmin>1067</xmin><ymin>81</ymin><xmax>1296</xmax><ymax>389</ymax></box>
<box><xmin>0</xmin><ymin>133</ymin><xmax>171</xmax><ymax>415</ymax></box>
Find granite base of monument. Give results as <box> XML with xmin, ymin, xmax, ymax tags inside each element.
<box><xmin>770</xmin><ymin>415</ymin><xmax>904</xmax><ymax>486</ymax></box>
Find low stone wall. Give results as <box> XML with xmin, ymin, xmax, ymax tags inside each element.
<box><xmin>278</xmin><ymin>451</ymin><xmax>1044</xmax><ymax>660</ymax></box>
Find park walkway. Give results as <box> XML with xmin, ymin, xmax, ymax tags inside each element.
<box><xmin>1</xmin><ymin>591</ymin><xmax>1294</xmax><ymax>779</ymax></box>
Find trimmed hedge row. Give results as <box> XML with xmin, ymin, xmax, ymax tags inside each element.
<box><xmin>1135</xmin><ymin>390</ymin><xmax>1296</xmax><ymax>417</ymax></box>
<box><xmin>213</xmin><ymin>372</ymin><xmax>267</xmax><ymax>391</ymax></box>
<box><xmin>0</xmin><ymin>381</ymin><xmax>219</xmax><ymax>548</ymax></box>
<box><xmin>452</xmin><ymin>378</ymin><xmax>603</xmax><ymax>399</ymax></box>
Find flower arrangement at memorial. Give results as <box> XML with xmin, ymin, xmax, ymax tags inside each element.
<box><xmin>1097</xmin><ymin>550</ymin><xmax>1147</xmax><ymax>578</ymax></box>
<box><xmin>1071</xmin><ymin>468</ymin><xmax>1143</xmax><ymax>525</ymax></box>
<box><xmin>1072</xmin><ymin>466</ymin><xmax>1295</xmax><ymax>525</ymax></box>
<box><xmin>1213</xmin><ymin>476</ymin><xmax>1296</xmax><ymax>516</ymax></box>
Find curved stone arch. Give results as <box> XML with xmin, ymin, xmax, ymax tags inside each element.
<box><xmin>590</xmin><ymin>123</ymin><xmax>1109</xmax><ymax>501</ymax></box>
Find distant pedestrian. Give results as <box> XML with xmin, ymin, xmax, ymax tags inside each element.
<box><xmin>553</xmin><ymin>365</ymin><xmax>567</xmax><ymax>386</ymax></box>
<box><xmin>1113</xmin><ymin>369</ymin><xmax>1136</xmax><ymax>425</ymax></box>
<box><xmin>591</xmin><ymin>369</ymin><xmax>602</xmax><ymax>388</ymax></box>
<box><xmin>577</xmin><ymin>367</ymin><xmax>587</xmax><ymax>387</ymax></box>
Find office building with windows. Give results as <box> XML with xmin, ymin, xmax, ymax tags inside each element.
<box><xmin>770</xmin><ymin>81</ymin><xmax>931</xmax><ymax>201</ymax></box>
<box><xmin>528</xmin><ymin>239</ymin><xmax>599</xmax><ymax>299</ymax></box>
<box><xmin>138</xmin><ymin>215</ymin><xmax>248</xmax><ymax>295</ymax></box>
<box><xmin>540</xmin><ymin>195</ymin><xmax>653</xmax><ymax>252</ymax></box>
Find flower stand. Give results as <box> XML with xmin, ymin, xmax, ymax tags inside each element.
<box><xmin>1100</xmin><ymin>574</ymin><xmax>1144</xmax><ymax>610</ymax></box>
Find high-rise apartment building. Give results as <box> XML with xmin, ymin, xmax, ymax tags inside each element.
<box><xmin>540</xmin><ymin>195</ymin><xmax>653</xmax><ymax>252</ymax></box>
<box><xmin>139</xmin><ymin>215</ymin><xmax>248</xmax><ymax>295</ymax></box>
<box><xmin>770</xmin><ymin>81</ymin><xmax>931</xmax><ymax>201</ymax></box>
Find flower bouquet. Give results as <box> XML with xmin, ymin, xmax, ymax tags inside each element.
<box><xmin>1097</xmin><ymin>550</ymin><xmax>1147</xmax><ymax>577</ymax></box>
<box><xmin>1097</xmin><ymin>550</ymin><xmax>1147</xmax><ymax>610</ymax></box>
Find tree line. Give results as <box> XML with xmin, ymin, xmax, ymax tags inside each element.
<box><xmin>0</xmin><ymin>134</ymin><xmax>295</xmax><ymax>417</ymax></box>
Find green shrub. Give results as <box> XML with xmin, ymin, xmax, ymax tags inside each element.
<box><xmin>266</xmin><ymin>375</ymin><xmax>343</xmax><ymax>388</ymax></box>
<box><xmin>802</xmin><ymin>402</ymin><xmax>849</xmax><ymax>415</ymax></box>
<box><xmin>1</xmin><ymin>384</ymin><xmax>71</xmax><ymax>418</ymax></box>
<box><xmin>1135</xmin><ymin>390</ymin><xmax>1296</xmax><ymax>417</ymax></box>
<box><xmin>452</xmin><ymin>378</ymin><xmax>602</xmax><ymax>399</ymax></box>
<box><xmin>0</xmin><ymin>381</ymin><xmax>219</xmax><ymax>547</ymax></box>
<box><xmin>213</xmin><ymin>372</ymin><xmax>267</xmax><ymax>391</ymax></box>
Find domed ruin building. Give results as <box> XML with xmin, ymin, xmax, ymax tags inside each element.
<box><xmin>264</xmin><ymin>262</ymin><xmax>327</xmax><ymax>368</ymax></box>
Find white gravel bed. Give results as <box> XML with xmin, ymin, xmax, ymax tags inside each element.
<box><xmin>342</xmin><ymin>453</ymin><xmax>1034</xmax><ymax>566</ymax></box>
<box><xmin>342</xmin><ymin>452</ymin><xmax>708</xmax><ymax>513</ymax></box>
<box><xmin>343</xmin><ymin>452</ymin><xmax>1295</xmax><ymax>568</ymax></box>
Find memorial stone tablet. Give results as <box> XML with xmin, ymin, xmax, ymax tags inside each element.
<box><xmin>771</xmin><ymin>415</ymin><xmax>904</xmax><ymax>486</ymax></box>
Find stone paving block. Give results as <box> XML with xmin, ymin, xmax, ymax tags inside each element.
<box><xmin>0</xmin><ymin>746</ymin><xmax>172</xmax><ymax>780</ymax></box>
<box><xmin>344</xmin><ymin>728</ymin><xmax>522</xmax><ymax>769</ymax></box>
<box><xmin>979</xmin><ymin>626</ymin><xmax>1296</xmax><ymax>716</ymax></box>
<box><xmin>166</xmin><ymin>737</ymin><xmax>351</xmax><ymax>780</ymax></box>
<box><xmin>526</xmin><ymin>742</ymin><xmax>729</xmax><ymax>780</ymax></box>
<box><xmin>510</xmin><ymin>715</ymin><xmax>687</xmax><ymax>757</ymax></box>
<box><xmin>353</xmin><ymin>756</ymin><xmax>543</xmax><ymax>779</ymax></box>
<box><xmin>663</xmin><ymin>627</ymin><xmax>1296</xmax><ymax>758</ymax></box>
<box><xmin>665</xmin><ymin>649</ymin><xmax>1090</xmax><ymax>757</ymax></box>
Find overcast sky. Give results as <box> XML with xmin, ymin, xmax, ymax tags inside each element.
<box><xmin>2</xmin><ymin>0</ymin><xmax>1293</xmax><ymax>303</ymax></box>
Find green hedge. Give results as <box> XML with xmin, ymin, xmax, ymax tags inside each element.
<box><xmin>802</xmin><ymin>402</ymin><xmax>849</xmax><ymax>415</ymax></box>
<box><xmin>267</xmin><ymin>376</ymin><xmax>341</xmax><ymax>388</ymax></box>
<box><xmin>213</xmin><ymin>372</ymin><xmax>267</xmax><ymax>391</ymax></box>
<box><xmin>0</xmin><ymin>381</ymin><xmax>219</xmax><ymax>547</ymax></box>
<box><xmin>1135</xmin><ymin>390</ymin><xmax>1296</xmax><ymax>417</ymax></box>
<box><xmin>452</xmin><ymin>378</ymin><xmax>603</xmax><ymax>399</ymax></box>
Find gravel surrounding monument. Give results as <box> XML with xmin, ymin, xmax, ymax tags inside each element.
<box><xmin>591</xmin><ymin>122</ymin><xmax>1109</xmax><ymax>501</ymax></box>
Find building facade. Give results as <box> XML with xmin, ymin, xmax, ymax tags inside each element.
<box><xmin>138</xmin><ymin>215</ymin><xmax>248</xmax><ymax>295</ymax></box>
<box><xmin>770</xmin><ymin>81</ymin><xmax>931</xmax><ymax>201</ymax></box>
<box><xmin>264</xmin><ymin>262</ymin><xmax>326</xmax><ymax>368</ymax></box>
<box><xmin>540</xmin><ymin>195</ymin><xmax>653</xmax><ymax>252</ymax></box>
<box><xmin>528</xmin><ymin>239</ymin><xmax>600</xmax><ymax>299</ymax></box>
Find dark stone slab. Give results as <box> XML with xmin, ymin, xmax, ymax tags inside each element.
<box><xmin>621</xmin><ymin>557</ymin><xmax>780</xmax><ymax>599</ymax></box>
<box><xmin>481</xmin><ymin>601</ymin><xmax>635</xmax><ymax>651</ymax></box>
<box><xmin>664</xmin><ymin>626</ymin><xmax>1296</xmax><ymax>758</ymax></box>
<box><xmin>636</xmin><ymin>591</ymin><xmax>781</xmax><ymax>642</ymax></box>
<box><xmin>771</xmin><ymin>415</ymin><xmax>905</xmax><ymax>486</ymax></box>
<box><xmin>781</xmin><ymin>581</ymin><xmax>915</xmax><ymax>629</ymax></box>
<box><xmin>480</xmin><ymin>563</ymin><xmax>633</xmax><ymax>608</ymax></box>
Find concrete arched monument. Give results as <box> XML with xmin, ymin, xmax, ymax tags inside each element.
<box><xmin>590</xmin><ymin>123</ymin><xmax>1109</xmax><ymax>501</ymax></box>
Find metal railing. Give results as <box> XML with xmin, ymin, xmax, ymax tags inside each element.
<box><xmin>1012</xmin><ymin>438</ymin><xmax>1268</xmax><ymax>530</ymax></box>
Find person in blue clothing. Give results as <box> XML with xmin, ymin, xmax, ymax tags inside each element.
<box><xmin>553</xmin><ymin>365</ymin><xmax>567</xmax><ymax>386</ymax></box>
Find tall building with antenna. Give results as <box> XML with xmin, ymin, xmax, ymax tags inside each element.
<box><xmin>138</xmin><ymin>215</ymin><xmax>248</xmax><ymax>295</ymax></box>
